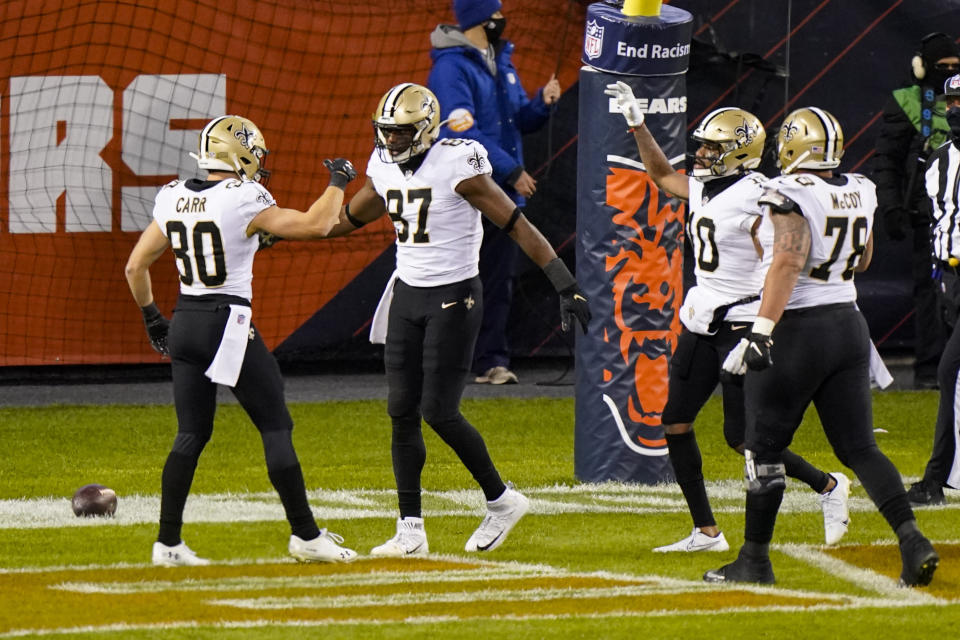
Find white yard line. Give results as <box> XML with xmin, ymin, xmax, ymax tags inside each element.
<box><xmin>3</xmin><ymin>482</ymin><xmax>941</xmax><ymax>529</ymax></box>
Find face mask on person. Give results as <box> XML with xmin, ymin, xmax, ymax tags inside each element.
<box><xmin>483</xmin><ymin>17</ymin><xmax>506</xmax><ymax>44</ymax></box>
<box><xmin>947</xmin><ymin>105</ymin><xmax>960</xmax><ymax>139</ymax></box>
<box><xmin>930</xmin><ymin>63</ymin><xmax>960</xmax><ymax>93</ymax></box>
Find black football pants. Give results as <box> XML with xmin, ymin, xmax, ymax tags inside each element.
<box><xmin>743</xmin><ymin>304</ymin><xmax>914</xmax><ymax>544</ymax></box>
<box><xmin>385</xmin><ymin>276</ymin><xmax>506</xmax><ymax>518</ymax></box>
<box><xmin>924</xmin><ymin>268</ymin><xmax>960</xmax><ymax>488</ymax></box>
<box><xmin>157</xmin><ymin>295</ymin><xmax>316</xmax><ymax>545</ymax></box>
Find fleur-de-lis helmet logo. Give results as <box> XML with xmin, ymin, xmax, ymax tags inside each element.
<box><xmin>781</xmin><ymin>120</ymin><xmax>799</xmax><ymax>142</ymax></box>
<box><xmin>234</xmin><ymin>124</ymin><xmax>253</xmax><ymax>149</ymax></box>
<box><xmin>734</xmin><ymin>118</ymin><xmax>755</xmax><ymax>146</ymax></box>
<box><xmin>421</xmin><ymin>97</ymin><xmax>435</xmax><ymax>122</ymax></box>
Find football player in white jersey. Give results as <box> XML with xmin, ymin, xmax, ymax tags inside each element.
<box><xmin>324</xmin><ymin>83</ymin><xmax>590</xmax><ymax>557</ymax></box>
<box><xmin>706</xmin><ymin>107</ymin><xmax>938</xmax><ymax>587</ymax></box>
<box><xmin>605</xmin><ymin>83</ymin><xmax>849</xmax><ymax>553</ymax></box>
<box><xmin>125</xmin><ymin>115</ymin><xmax>360</xmax><ymax>566</ymax></box>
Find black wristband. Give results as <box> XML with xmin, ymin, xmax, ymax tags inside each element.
<box><xmin>344</xmin><ymin>204</ymin><xmax>366</xmax><ymax>228</ymax></box>
<box><xmin>542</xmin><ymin>257</ymin><xmax>577</xmax><ymax>293</ymax></box>
<box><xmin>501</xmin><ymin>207</ymin><xmax>524</xmax><ymax>234</ymax></box>
<box><xmin>328</xmin><ymin>172</ymin><xmax>350</xmax><ymax>190</ymax></box>
<box><xmin>141</xmin><ymin>302</ymin><xmax>163</xmax><ymax>323</ymax></box>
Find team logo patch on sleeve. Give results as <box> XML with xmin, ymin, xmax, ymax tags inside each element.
<box><xmin>467</xmin><ymin>149</ymin><xmax>486</xmax><ymax>173</ymax></box>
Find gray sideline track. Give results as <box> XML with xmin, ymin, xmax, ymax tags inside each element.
<box><xmin>0</xmin><ymin>356</ymin><xmax>919</xmax><ymax>408</ymax></box>
<box><xmin>0</xmin><ymin>359</ymin><xmax>579</xmax><ymax>407</ymax></box>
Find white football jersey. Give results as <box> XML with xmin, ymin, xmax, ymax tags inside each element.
<box><xmin>366</xmin><ymin>138</ymin><xmax>489</xmax><ymax>287</ymax></box>
<box><xmin>684</xmin><ymin>172</ymin><xmax>767</xmax><ymax>325</ymax></box>
<box><xmin>152</xmin><ymin>178</ymin><xmax>275</xmax><ymax>300</ymax></box>
<box><xmin>757</xmin><ymin>173</ymin><xmax>876</xmax><ymax>309</ymax></box>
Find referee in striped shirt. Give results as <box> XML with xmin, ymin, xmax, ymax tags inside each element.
<box><xmin>910</xmin><ymin>73</ymin><xmax>960</xmax><ymax>506</ymax></box>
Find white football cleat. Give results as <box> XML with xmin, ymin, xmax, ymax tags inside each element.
<box><xmin>152</xmin><ymin>541</ymin><xmax>210</xmax><ymax>567</ymax></box>
<box><xmin>653</xmin><ymin>527</ymin><xmax>730</xmax><ymax>553</ymax></box>
<box><xmin>820</xmin><ymin>472</ymin><xmax>851</xmax><ymax>545</ymax></box>
<box><xmin>289</xmin><ymin>529</ymin><xmax>358</xmax><ymax>563</ymax></box>
<box><xmin>465</xmin><ymin>486</ymin><xmax>529</xmax><ymax>552</ymax></box>
<box><xmin>370</xmin><ymin>517</ymin><xmax>429</xmax><ymax>557</ymax></box>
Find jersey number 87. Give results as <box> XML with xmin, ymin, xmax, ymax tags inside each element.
<box><xmin>386</xmin><ymin>188</ymin><xmax>432</xmax><ymax>244</ymax></box>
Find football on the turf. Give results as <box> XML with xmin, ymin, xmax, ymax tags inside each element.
<box><xmin>71</xmin><ymin>484</ymin><xmax>117</xmax><ymax>517</ymax></box>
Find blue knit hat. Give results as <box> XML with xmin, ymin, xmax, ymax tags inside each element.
<box><xmin>454</xmin><ymin>0</ymin><xmax>502</xmax><ymax>31</ymax></box>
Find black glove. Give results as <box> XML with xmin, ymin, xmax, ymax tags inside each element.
<box><xmin>559</xmin><ymin>285</ymin><xmax>591</xmax><ymax>334</ymax></box>
<box><xmin>743</xmin><ymin>332</ymin><xmax>773</xmax><ymax>371</ymax></box>
<box><xmin>324</xmin><ymin>158</ymin><xmax>357</xmax><ymax>189</ymax></box>
<box><xmin>257</xmin><ymin>229</ymin><xmax>282</xmax><ymax>250</ymax></box>
<box><xmin>883</xmin><ymin>206</ymin><xmax>908</xmax><ymax>241</ymax></box>
<box><xmin>141</xmin><ymin>303</ymin><xmax>169</xmax><ymax>355</ymax></box>
<box><xmin>542</xmin><ymin>257</ymin><xmax>590</xmax><ymax>334</ymax></box>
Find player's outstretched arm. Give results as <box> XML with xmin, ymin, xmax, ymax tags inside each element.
<box><xmin>604</xmin><ymin>81</ymin><xmax>689</xmax><ymax>200</ymax></box>
<box><xmin>458</xmin><ymin>174</ymin><xmax>591</xmax><ymax>333</ymax></box>
<box><xmin>324</xmin><ymin>177</ymin><xmax>388</xmax><ymax>238</ymax></box>
<box><xmin>248</xmin><ymin>158</ymin><xmax>357</xmax><ymax>240</ymax></box>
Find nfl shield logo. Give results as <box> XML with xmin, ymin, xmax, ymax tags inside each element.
<box><xmin>947</xmin><ymin>74</ymin><xmax>960</xmax><ymax>94</ymax></box>
<box><xmin>584</xmin><ymin>20</ymin><xmax>604</xmax><ymax>60</ymax></box>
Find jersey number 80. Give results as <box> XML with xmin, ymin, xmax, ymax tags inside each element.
<box><xmin>165</xmin><ymin>220</ymin><xmax>227</xmax><ymax>287</ymax></box>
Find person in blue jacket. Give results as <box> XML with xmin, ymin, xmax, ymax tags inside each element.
<box><xmin>428</xmin><ymin>0</ymin><xmax>561</xmax><ymax>385</ymax></box>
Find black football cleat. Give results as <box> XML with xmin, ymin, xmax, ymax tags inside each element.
<box><xmin>704</xmin><ymin>555</ymin><xmax>775</xmax><ymax>585</ymax></box>
<box><xmin>906</xmin><ymin>480</ymin><xmax>946</xmax><ymax>507</ymax></box>
<box><xmin>898</xmin><ymin>534</ymin><xmax>939</xmax><ymax>587</ymax></box>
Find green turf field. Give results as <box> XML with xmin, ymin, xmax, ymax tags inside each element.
<box><xmin>0</xmin><ymin>391</ymin><xmax>956</xmax><ymax>638</ymax></box>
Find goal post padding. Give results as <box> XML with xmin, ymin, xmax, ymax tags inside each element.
<box><xmin>574</xmin><ymin>2</ymin><xmax>691</xmax><ymax>483</ymax></box>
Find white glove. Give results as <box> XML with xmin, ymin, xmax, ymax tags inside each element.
<box><xmin>721</xmin><ymin>338</ymin><xmax>749</xmax><ymax>376</ymax></box>
<box><xmin>604</xmin><ymin>81</ymin><xmax>645</xmax><ymax>129</ymax></box>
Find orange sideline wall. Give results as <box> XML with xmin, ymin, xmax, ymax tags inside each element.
<box><xmin>0</xmin><ymin>0</ymin><xmax>585</xmax><ymax>365</ymax></box>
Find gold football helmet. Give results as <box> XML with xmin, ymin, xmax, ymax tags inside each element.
<box><xmin>691</xmin><ymin>107</ymin><xmax>765</xmax><ymax>179</ymax></box>
<box><xmin>776</xmin><ymin>107</ymin><xmax>844</xmax><ymax>174</ymax></box>
<box><xmin>373</xmin><ymin>83</ymin><xmax>441</xmax><ymax>163</ymax></box>
<box><xmin>191</xmin><ymin>115</ymin><xmax>270</xmax><ymax>182</ymax></box>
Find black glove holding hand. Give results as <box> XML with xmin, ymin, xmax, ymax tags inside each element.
<box><xmin>141</xmin><ymin>302</ymin><xmax>170</xmax><ymax>355</ymax></box>
<box><xmin>324</xmin><ymin>158</ymin><xmax>358</xmax><ymax>190</ymax></box>
<box><xmin>543</xmin><ymin>258</ymin><xmax>591</xmax><ymax>334</ymax></box>
<box><xmin>257</xmin><ymin>230</ymin><xmax>282</xmax><ymax>250</ymax></box>
<box><xmin>743</xmin><ymin>332</ymin><xmax>773</xmax><ymax>370</ymax></box>
<box><xmin>883</xmin><ymin>206</ymin><xmax>908</xmax><ymax>241</ymax></box>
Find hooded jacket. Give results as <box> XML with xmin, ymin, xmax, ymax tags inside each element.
<box><xmin>873</xmin><ymin>83</ymin><xmax>950</xmax><ymax>229</ymax></box>
<box><xmin>427</xmin><ymin>24</ymin><xmax>551</xmax><ymax>206</ymax></box>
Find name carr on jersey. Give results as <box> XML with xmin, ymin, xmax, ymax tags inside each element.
<box><xmin>176</xmin><ymin>196</ymin><xmax>206</xmax><ymax>213</ymax></box>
